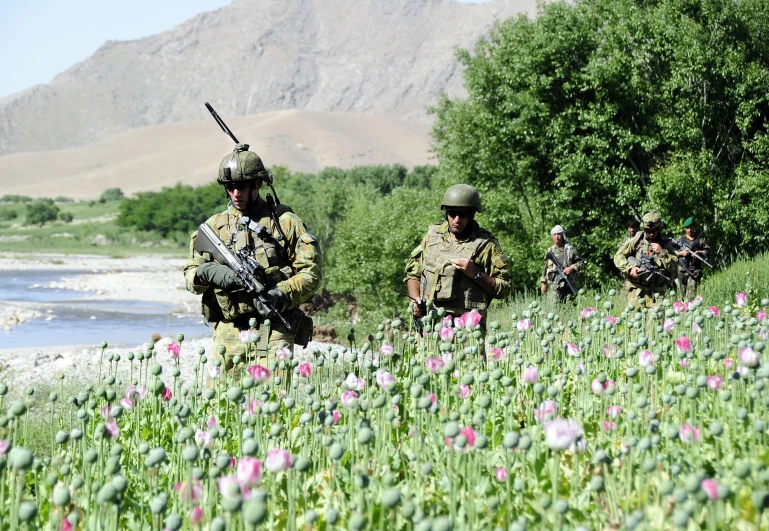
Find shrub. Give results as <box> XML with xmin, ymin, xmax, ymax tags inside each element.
<box><xmin>25</xmin><ymin>200</ymin><xmax>60</xmax><ymax>227</ymax></box>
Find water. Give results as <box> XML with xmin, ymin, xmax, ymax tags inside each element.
<box><xmin>0</xmin><ymin>270</ymin><xmax>209</xmax><ymax>349</ymax></box>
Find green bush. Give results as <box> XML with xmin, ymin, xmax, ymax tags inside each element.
<box><xmin>100</xmin><ymin>188</ymin><xmax>124</xmax><ymax>201</ymax></box>
<box><xmin>25</xmin><ymin>200</ymin><xmax>59</xmax><ymax>227</ymax></box>
<box><xmin>54</xmin><ymin>196</ymin><xmax>73</xmax><ymax>203</ymax></box>
<box><xmin>59</xmin><ymin>212</ymin><xmax>74</xmax><ymax>223</ymax></box>
<box><xmin>0</xmin><ymin>208</ymin><xmax>18</xmax><ymax>221</ymax></box>
<box><xmin>0</xmin><ymin>195</ymin><xmax>32</xmax><ymax>203</ymax></box>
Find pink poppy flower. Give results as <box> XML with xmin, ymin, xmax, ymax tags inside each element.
<box><xmin>739</xmin><ymin>347</ymin><xmax>759</xmax><ymax>367</ymax></box>
<box><xmin>106</xmin><ymin>421</ymin><xmax>119</xmax><ymax>439</ymax></box>
<box><xmin>119</xmin><ymin>398</ymin><xmax>134</xmax><ymax>411</ymax></box>
<box><xmin>692</xmin><ymin>322</ymin><xmax>702</xmax><ymax>334</ymax></box>
<box><xmin>340</xmin><ymin>391</ymin><xmax>358</xmax><ymax>407</ymax></box>
<box><xmin>375</xmin><ymin>370</ymin><xmax>396</xmax><ymax>389</ymax></box>
<box><xmin>442</xmin><ymin>315</ymin><xmax>454</xmax><ymax>328</ymax></box>
<box><xmin>605</xmin><ymin>315</ymin><xmax>618</xmax><ymax>325</ymax></box>
<box><xmin>167</xmin><ymin>343</ymin><xmax>181</xmax><ymax>358</ymax></box>
<box><xmin>189</xmin><ymin>507</ymin><xmax>204</xmax><ymax>526</ymax></box>
<box><xmin>175</xmin><ymin>480</ymin><xmax>204</xmax><ymax>503</ymax></box>
<box><xmin>298</xmin><ymin>363</ymin><xmax>312</xmax><ymax>378</ymax></box>
<box><xmin>490</xmin><ymin>347</ymin><xmax>506</xmax><ymax>361</ymax></box>
<box><xmin>125</xmin><ymin>385</ymin><xmax>147</xmax><ymax>402</ymax></box>
<box><xmin>332</xmin><ymin>409</ymin><xmax>341</xmax><ymax>425</ymax></box>
<box><xmin>461</xmin><ymin>310</ymin><xmax>483</xmax><ymax>328</ymax></box>
<box><xmin>603</xmin><ymin>421</ymin><xmax>617</xmax><ymax>432</ymax></box>
<box><xmin>62</xmin><ymin>520</ymin><xmax>73</xmax><ymax>531</ymax></box>
<box><xmin>723</xmin><ymin>358</ymin><xmax>734</xmax><ymax>370</ymax></box>
<box><xmin>679</xmin><ymin>424</ymin><xmax>700</xmax><ymax>443</ymax></box>
<box><xmin>441</xmin><ymin>352</ymin><xmax>453</xmax><ymax>364</ymax></box>
<box><xmin>162</xmin><ymin>387</ymin><xmax>172</xmax><ymax>401</ymax></box>
<box><xmin>380</xmin><ymin>344</ymin><xmax>395</xmax><ymax>357</ymax></box>
<box><xmin>673</xmin><ymin>301</ymin><xmax>687</xmax><ymax>314</ymax></box>
<box><xmin>206</xmin><ymin>416</ymin><xmax>217</xmax><ymax>428</ymax></box>
<box><xmin>495</xmin><ymin>468</ymin><xmax>508</xmax><ymax>482</ymax></box>
<box><xmin>453</xmin><ymin>315</ymin><xmax>466</xmax><ymax>329</ymax></box>
<box><xmin>523</xmin><ymin>366</ymin><xmax>538</xmax><ymax>384</ymax></box>
<box><xmin>208</xmin><ymin>365</ymin><xmax>220</xmax><ymax>379</ymax></box>
<box><xmin>458</xmin><ymin>425</ymin><xmax>476</xmax><ymax>447</ymax></box>
<box><xmin>275</xmin><ymin>347</ymin><xmax>292</xmax><ymax>360</ymax></box>
<box><xmin>344</xmin><ymin>373</ymin><xmax>365</xmax><ymax>391</ymax></box>
<box><xmin>675</xmin><ymin>337</ymin><xmax>693</xmax><ymax>354</ymax></box>
<box><xmin>606</xmin><ymin>405</ymin><xmax>622</xmax><ymax>418</ymax></box>
<box><xmin>217</xmin><ymin>476</ymin><xmax>241</xmax><ymax>497</ymax></box>
<box><xmin>534</xmin><ymin>400</ymin><xmax>558</xmax><ymax>423</ymax></box>
<box><xmin>708</xmin><ymin>306</ymin><xmax>720</xmax><ymax>317</ymax></box>
<box><xmin>543</xmin><ymin>418</ymin><xmax>583</xmax><ymax>451</ymax></box>
<box><xmin>592</xmin><ymin>379</ymin><xmax>616</xmax><ymax>395</ymax></box>
<box><xmin>425</xmin><ymin>357</ymin><xmax>445</xmax><ymax>374</ymax></box>
<box><xmin>566</xmin><ymin>343</ymin><xmax>581</xmax><ymax>356</ymax></box>
<box><xmin>517</xmin><ymin>319</ymin><xmax>532</xmax><ymax>332</ymax></box>
<box><xmin>581</xmin><ymin>307</ymin><xmax>598</xmax><ymax>319</ymax></box>
<box><xmin>236</xmin><ymin>457</ymin><xmax>263</xmax><ymax>488</ymax></box>
<box><xmin>602</xmin><ymin>344</ymin><xmax>616</xmax><ymax>359</ymax></box>
<box><xmin>639</xmin><ymin>350</ymin><xmax>655</xmax><ymax>367</ymax></box>
<box><xmin>757</xmin><ymin>310</ymin><xmax>767</xmax><ymax>322</ymax></box>
<box><xmin>195</xmin><ymin>429</ymin><xmax>213</xmax><ymax>449</ymax></box>
<box><xmin>663</xmin><ymin>319</ymin><xmax>675</xmax><ymax>332</ymax></box>
<box><xmin>247</xmin><ymin>364</ymin><xmax>271</xmax><ymax>383</ymax></box>
<box><xmin>439</xmin><ymin>327</ymin><xmax>455</xmax><ymax>342</ymax></box>
<box><xmin>706</xmin><ymin>375</ymin><xmax>724</xmax><ymax>390</ymax></box>
<box><xmin>459</xmin><ymin>384</ymin><xmax>472</xmax><ymax>399</ymax></box>
<box><xmin>701</xmin><ymin>479</ymin><xmax>719</xmax><ymax>500</ymax></box>
<box><xmin>101</xmin><ymin>405</ymin><xmax>113</xmax><ymax>420</ymax></box>
<box><xmin>679</xmin><ymin>359</ymin><xmax>690</xmax><ymax>368</ymax></box>
<box><xmin>238</xmin><ymin>330</ymin><xmax>258</xmax><ymax>344</ymax></box>
<box><xmin>735</xmin><ymin>292</ymin><xmax>748</xmax><ymax>307</ymax></box>
<box><xmin>427</xmin><ymin>393</ymin><xmax>437</xmax><ymax>405</ymax></box>
<box><xmin>265</xmin><ymin>448</ymin><xmax>292</xmax><ymax>472</ymax></box>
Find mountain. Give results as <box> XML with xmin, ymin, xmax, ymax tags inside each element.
<box><xmin>0</xmin><ymin>0</ymin><xmax>534</xmax><ymax>155</ymax></box>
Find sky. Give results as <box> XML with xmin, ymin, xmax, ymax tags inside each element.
<box><xmin>0</xmin><ymin>0</ymin><xmax>487</xmax><ymax>99</ymax></box>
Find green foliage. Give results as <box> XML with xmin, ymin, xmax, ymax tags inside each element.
<box><xmin>0</xmin><ymin>208</ymin><xmax>18</xmax><ymax>221</ymax></box>
<box><xmin>100</xmin><ymin>188</ymin><xmax>124</xmax><ymax>201</ymax></box>
<box><xmin>432</xmin><ymin>0</ymin><xmax>769</xmax><ymax>289</ymax></box>
<box><xmin>59</xmin><ymin>212</ymin><xmax>74</xmax><ymax>223</ymax></box>
<box><xmin>53</xmin><ymin>196</ymin><xmax>73</xmax><ymax>203</ymax></box>
<box><xmin>326</xmin><ymin>186</ymin><xmax>441</xmax><ymax>317</ymax></box>
<box><xmin>25</xmin><ymin>200</ymin><xmax>59</xmax><ymax>227</ymax></box>
<box><xmin>0</xmin><ymin>195</ymin><xmax>32</xmax><ymax>203</ymax></box>
<box><xmin>116</xmin><ymin>183</ymin><xmax>223</xmax><ymax>239</ymax></box>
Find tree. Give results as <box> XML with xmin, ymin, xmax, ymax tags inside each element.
<box><xmin>59</xmin><ymin>212</ymin><xmax>74</xmax><ymax>223</ymax></box>
<box><xmin>100</xmin><ymin>188</ymin><xmax>124</xmax><ymax>201</ymax></box>
<box><xmin>26</xmin><ymin>200</ymin><xmax>60</xmax><ymax>227</ymax></box>
<box><xmin>432</xmin><ymin>0</ymin><xmax>769</xmax><ymax>286</ymax></box>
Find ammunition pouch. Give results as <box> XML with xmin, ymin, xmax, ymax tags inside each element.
<box><xmin>293</xmin><ymin>311</ymin><xmax>314</xmax><ymax>347</ymax></box>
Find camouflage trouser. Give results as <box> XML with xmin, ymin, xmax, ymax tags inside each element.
<box><xmin>677</xmin><ymin>271</ymin><xmax>700</xmax><ymax>301</ymax></box>
<box><xmin>211</xmin><ymin>320</ymin><xmax>294</xmax><ymax>373</ymax></box>
<box><xmin>625</xmin><ymin>282</ymin><xmax>668</xmax><ymax>309</ymax></box>
<box><xmin>546</xmin><ymin>283</ymin><xmax>574</xmax><ymax>304</ymax></box>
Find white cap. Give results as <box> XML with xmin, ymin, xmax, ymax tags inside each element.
<box><xmin>550</xmin><ymin>225</ymin><xmax>565</xmax><ymax>236</ymax></box>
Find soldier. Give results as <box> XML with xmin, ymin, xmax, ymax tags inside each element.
<box><xmin>539</xmin><ymin>225</ymin><xmax>583</xmax><ymax>302</ymax></box>
<box><xmin>675</xmin><ymin>217</ymin><xmax>710</xmax><ymax>301</ymax></box>
<box><xmin>614</xmin><ymin>211</ymin><xmax>677</xmax><ymax>308</ymax></box>
<box><xmin>184</xmin><ymin>144</ymin><xmax>321</xmax><ymax>372</ymax></box>
<box><xmin>405</xmin><ymin>184</ymin><xmax>511</xmax><ymax>329</ymax></box>
<box><xmin>624</xmin><ymin>218</ymin><xmax>641</xmax><ymax>244</ymax></box>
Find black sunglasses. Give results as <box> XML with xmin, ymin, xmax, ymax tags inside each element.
<box><xmin>446</xmin><ymin>209</ymin><xmax>472</xmax><ymax>219</ymax></box>
<box><xmin>224</xmin><ymin>181</ymin><xmax>251</xmax><ymax>191</ymax></box>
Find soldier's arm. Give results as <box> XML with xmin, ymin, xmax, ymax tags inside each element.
<box><xmin>277</xmin><ymin>212</ymin><xmax>323</xmax><ymax>309</ymax></box>
<box><xmin>404</xmin><ymin>234</ymin><xmax>428</xmax><ymax>283</ymax></box>
<box><xmin>478</xmin><ymin>240</ymin><xmax>511</xmax><ymax>300</ymax></box>
<box><xmin>613</xmin><ymin>241</ymin><xmax>633</xmax><ymax>274</ymax></box>
<box><xmin>570</xmin><ymin>247</ymin><xmax>584</xmax><ymax>271</ymax></box>
<box><xmin>658</xmin><ymin>240</ymin><xmax>677</xmax><ymax>268</ymax></box>
<box><xmin>184</xmin><ymin>216</ymin><xmax>218</xmax><ymax>294</ymax></box>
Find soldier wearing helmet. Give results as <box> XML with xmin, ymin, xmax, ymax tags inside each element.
<box><xmin>675</xmin><ymin>217</ymin><xmax>710</xmax><ymax>301</ymax></box>
<box><xmin>183</xmin><ymin>144</ymin><xmax>322</xmax><ymax>372</ymax></box>
<box><xmin>614</xmin><ymin>210</ymin><xmax>677</xmax><ymax>308</ymax></box>
<box><xmin>404</xmin><ymin>184</ymin><xmax>511</xmax><ymax>331</ymax></box>
<box><xmin>540</xmin><ymin>225</ymin><xmax>583</xmax><ymax>302</ymax></box>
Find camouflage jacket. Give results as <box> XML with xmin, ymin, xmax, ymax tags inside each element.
<box><xmin>184</xmin><ymin>200</ymin><xmax>322</xmax><ymax>322</ymax></box>
<box><xmin>678</xmin><ymin>233</ymin><xmax>709</xmax><ymax>278</ymax></box>
<box><xmin>614</xmin><ymin>231</ymin><xmax>677</xmax><ymax>287</ymax></box>
<box><xmin>405</xmin><ymin>221</ymin><xmax>511</xmax><ymax>312</ymax></box>
<box><xmin>540</xmin><ymin>243</ymin><xmax>583</xmax><ymax>285</ymax></box>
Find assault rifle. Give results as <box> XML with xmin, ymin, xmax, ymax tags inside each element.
<box><xmin>669</xmin><ymin>236</ymin><xmax>713</xmax><ymax>269</ymax></box>
<box><xmin>393</xmin><ymin>288</ymin><xmax>427</xmax><ymax>334</ymax></box>
<box><xmin>627</xmin><ymin>255</ymin><xmax>672</xmax><ymax>284</ymax></box>
<box><xmin>545</xmin><ymin>250</ymin><xmax>578</xmax><ymax>297</ymax></box>
<box><xmin>194</xmin><ymin>223</ymin><xmax>292</xmax><ymax>331</ymax></box>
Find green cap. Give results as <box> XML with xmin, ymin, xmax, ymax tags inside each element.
<box><xmin>682</xmin><ymin>217</ymin><xmax>694</xmax><ymax>228</ymax></box>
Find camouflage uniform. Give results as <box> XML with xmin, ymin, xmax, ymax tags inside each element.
<box><xmin>404</xmin><ymin>221</ymin><xmax>511</xmax><ymax>321</ymax></box>
<box><xmin>184</xmin><ymin>202</ymin><xmax>321</xmax><ymax>370</ymax></box>
<box><xmin>677</xmin><ymin>233</ymin><xmax>709</xmax><ymax>301</ymax></box>
<box><xmin>614</xmin><ymin>232</ymin><xmax>677</xmax><ymax>308</ymax></box>
<box><xmin>540</xmin><ymin>243</ymin><xmax>583</xmax><ymax>302</ymax></box>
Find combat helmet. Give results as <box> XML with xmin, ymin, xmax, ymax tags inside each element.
<box><xmin>441</xmin><ymin>184</ymin><xmax>483</xmax><ymax>213</ymax></box>
<box><xmin>217</xmin><ymin>144</ymin><xmax>271</xmax><ymax>184</ymax></box>
<box><xmin>641</xmin><ymin>211</ymin><xmax>663</xmax><ymax>231</ymax></box>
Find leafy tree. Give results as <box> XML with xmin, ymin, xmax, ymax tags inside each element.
<box><xmin>0</xmin><ymin>208</ymin><xmax>18</xmax><ymax>221</ymax></box>
<box><xmin>100</xmin><ymin>188</ymin><xmax>124</xmax><ymax>201</ymax></box>
<box><xmin>25</xmin><ymin>200</ymin><xmax>60</xmax><ymax>227</ymax></box>
<box><xmin>1</xmin><ymin>195</ymin><xmax>32</xmax><ymax>203</ymax></box>
<box><xmin>432</xmin><ymin>0</ymin><xmax>769</xmax><ymax>287</ymax></box>
<box><xmin>59</xmin><ymin>212</ymin><xmax>74</xmax><ymax>223</ymax></box>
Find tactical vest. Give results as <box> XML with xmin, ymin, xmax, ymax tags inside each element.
<box><xmin>202</xmin><ymin>204</ymin><xmax>295</xmax><ymax>323</ymax></box>
<box><xmin>629</xmin><ymin>232</ymin><xmax>672</xmax><ymax>288</ymax></box>
<box><xmin>420</xmin><ymin>224</ymin><xmax>490</xmax><ymax>312</ymax></box>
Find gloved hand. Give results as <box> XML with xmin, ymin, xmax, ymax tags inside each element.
<box><xmin>255</xmin><ymin>288</ymin><xmax>286</xmax><ymax>319</ymax></box>
<box><xmin>196</xmin><ymin>263</ymin><xmax>240</xmax><ymax>290</ymax></box>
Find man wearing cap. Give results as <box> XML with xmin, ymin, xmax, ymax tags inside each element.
<box><xmin>540</xmin><ymin>225</ymin><xmax>583</xmax><ymax>302</ymax></box>
<box><xmin>675</xmin><ymin>217</ymin><xmax>710</xmax><ymax>301</ymax></box>
<box><xmin>405</xmin><ymin>184</ymin><xmax>511</xmax><ymax>329</ymax></box>
<box><xmin>614</xmin><ymin>211</ymin><xmax>678</xmax><ymax>308</ymax></box>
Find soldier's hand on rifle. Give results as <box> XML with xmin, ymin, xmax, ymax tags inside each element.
<box><xmin>629</xmin><ymin>267</ymin><xmax>641</xmax><ymax>279</ymax></box>
<box><xmin>412</xmin><ymin>298</ymin><xmax>424</xmax><ymax>318</ymax></box>
<box><xmin>676</xmin><ymin>249</ymin><xmax>689</xmax><ymax>257</ymax></box>
<box><xmin>650</xmin><ymin>243</ymin><xmax>663</xmax><ymax>254</ymax></box>
<box><xmin>196</xmin><ymin>263</ymin><xmax>240</xmax><ymax>290</ymax></box>
<box><xmin>265</xmin><ymin>288</ymin><xmax>286</xmax><ymax>312</ymax></box>
<box><xmin>451</xmin><ymin>258</ymin><xmax>478</xmax><ymax>278</ymax></box>
<box><xmin>563</xmin><ymin>265</ymin><xmax>575</xmax><ymax>275</ymax></box>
